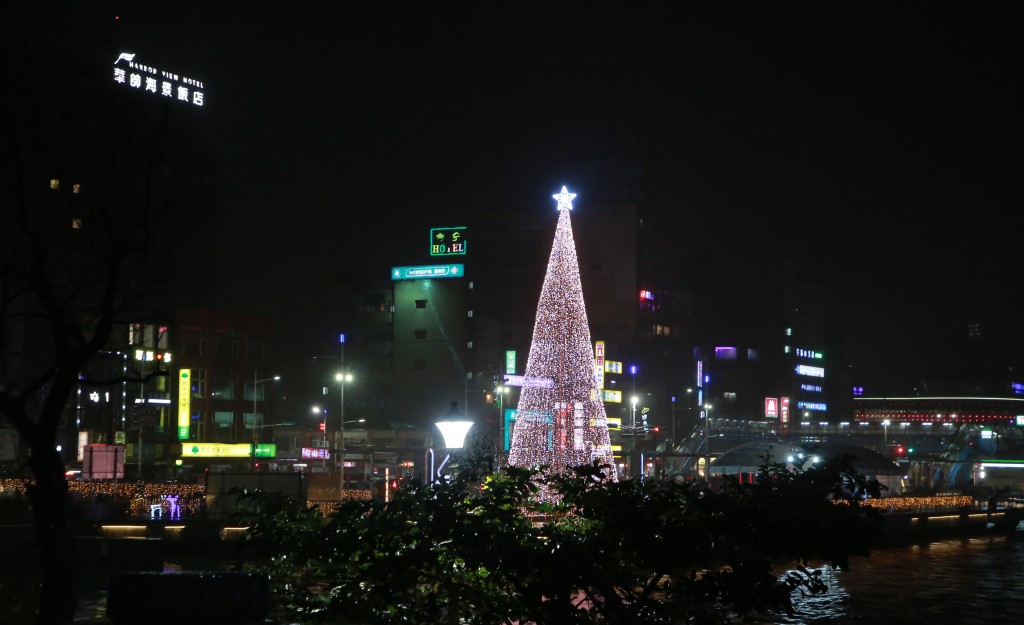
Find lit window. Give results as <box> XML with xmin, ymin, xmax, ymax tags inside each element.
<box><xmin>50</xmin><ymin>179</ymin><xmax>59</xmax><ymax>190</ymax></box>
<box><xmin>785</xmin><ymin>328</ymin><xmax>792</xmax><ymax>336</ymax></box>
<box><xmin>71</xmin><ymin>219</ymin><xmax>82</xmax><ymax>230</ymax></box>
<box><xmin>72</xmin><ymin>183</ymin><xmax>81</xmax><ymax>194</ymax></box>
<box><xmin>467</xmin><ymin>310</ymin><xmax>474</xmax><ymax>318</ymax></box>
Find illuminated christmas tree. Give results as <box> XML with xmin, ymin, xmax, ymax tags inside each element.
<box><xmin>507</xmin><ymin>187</ymin><xmax>617</xmax><ymax>484</ymax></box>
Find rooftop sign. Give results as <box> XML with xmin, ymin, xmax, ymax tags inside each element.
<box><xmin>391</xmin><ymin>264</ymin><xmax>464</xmax><ymax>280</ymax></box>
<box><xmin>430</xmin><ymin>227</ymin><xmax>467</xmax><ymax>256</ymax></box>
<box><xmin>113</xmin><ymin>52</ymin><xmax>206</xmax><ymax>107</ymax></box>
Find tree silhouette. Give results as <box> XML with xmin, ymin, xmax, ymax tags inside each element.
<box><xmin>0</xmin><ymin>18</ymin><xmax>202</xmax><ymax>623</ymax></box>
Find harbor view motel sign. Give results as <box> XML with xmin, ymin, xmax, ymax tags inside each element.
<box><xmin>112</xmin><ymin>52</ymin><xmax>206</xmax><ymax>107</ymax></box>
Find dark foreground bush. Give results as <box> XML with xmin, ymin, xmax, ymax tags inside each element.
<box><xmin>233</xmin><ymin>455</ymin><xmax>882</xmax><ymax>625</ymax></box>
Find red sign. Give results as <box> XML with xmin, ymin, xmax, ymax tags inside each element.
<box><xmin>780</xmin><ymin>397</ymin><xmax>790</xmax><ymax>423</ymax></box>
<box><xmin>765</xmin><ymin>397</ymin><xmax>779</xmax><ymax>419</ymax></box>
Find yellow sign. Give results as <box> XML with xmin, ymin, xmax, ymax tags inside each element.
<box><xmin>180</xmin><ymin>443</ymin><xmax>252</xmax><ymax>458</ymax></box>
<box><xmin>601</xmin><ymin>389</ymin><xmax>622</xmax><ymax>403</ymax></box>
<box><xmin>177</xmin><ymin>369</ymin><xmax>191</xmax><ymax>440</ymax></box>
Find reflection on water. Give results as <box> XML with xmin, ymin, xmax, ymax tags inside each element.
<box><xmin>778</xmin><ymin>537</ymin><xmax>1024</xmax><ymax>625</ymax></box>
<box><xmin>49</xmin><ymin>537</ymin><xmax>1024</xmax><ymax>624</ymax></box>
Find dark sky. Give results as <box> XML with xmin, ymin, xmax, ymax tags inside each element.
<box><xmin>11</xmin><ymin>3</ymin><xmax>1024</xmax><ymax>381</ymax></box>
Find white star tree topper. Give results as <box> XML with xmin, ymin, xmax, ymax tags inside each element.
<box><xmin>552</xmin><ymin>186</ymin><xmax>577</xmax><ymax>211</ymax></box>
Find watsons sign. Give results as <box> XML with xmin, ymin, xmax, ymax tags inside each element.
<box><xmin>113</xmin><ymin>52</ymin><xmax>206</xmax><ymax>107</ymax></box>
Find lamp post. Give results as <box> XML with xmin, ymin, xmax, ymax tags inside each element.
<box><xmin>430</xmin><ymin>401</ymin><xmax>472</xmax><ymax>484</ymax></box>
<box><xmin>496</xmin><ymin>385</ymin><xmax>510</xmax><ymax>452</ymax></box>
<box><xmin>882</xmin><ymin>419</ymin><xmax>891</xmax><ymax>451</ymax></box>
<box><xmin>335</xmin><ymin>371</ymin><xmax>354</xmax><ymax>493</ymax></box>
<box><xmin>250</xmin><ymin>372</ymin><xmax>280</xmax><ymax>466</ymax></box>
<box><xmin>312</xmin><ymin>405</ymin><xmax>328</xmax><ymax>469</ymax></box>
<box><xmin>671</xmin><ymin>395</ymin><xmax>676</xmax><ymax>445</ymax></box>
<box><xmin>703</xmin><ymin>403</ymin><xmax>713</xmax><ymax>478</ymax></box>
<box><xmin>433</xmin><ymin>417</ymin><xmax>473</xmax><ymax>483</ymax></box>
<box><xmin>630</xmin><ymin>396</ymin><xmax>639</xmax><ymax>476</ymax></box>
<box><xmin>250</xmin><ymin>421</ymin><xmax>295</xmax><ymax>468</ymax></box>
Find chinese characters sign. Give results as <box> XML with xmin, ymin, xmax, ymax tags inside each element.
<box><xmin>112</xmin><ymin>52</ymin><xmax>206</xmax><ymax>107</ymax></box>
<box><xmin>430</xmin><ymin>227</ymin><xmax>467</xmax><ymax>256</ymax></box>
<box><xmin>178</xmin><ymin>369</ymin><xmax>191</xmax><ymax>440</ymax></box>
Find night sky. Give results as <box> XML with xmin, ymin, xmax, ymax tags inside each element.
<box><xmin>9</xmin><ymin>3</ymin><xmax>1024</xmax><ymax>387</ymax></box>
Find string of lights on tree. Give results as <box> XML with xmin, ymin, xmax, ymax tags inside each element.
<box><xmin>507</xmin><ymin>187</ymin><xmax>616</xmax><ymax>494</ymax></box>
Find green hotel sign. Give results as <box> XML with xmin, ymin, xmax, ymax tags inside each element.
<box><xmin>391</xmin><ymin>264</ymin><xmax>464</xmax><ymax>280</ymax></box>
<box><xmin>430</xmin><ymin>226</ymin><xmax>467</xmax><ymax>256</ymax></box>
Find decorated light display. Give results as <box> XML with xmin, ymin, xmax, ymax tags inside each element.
<box><xmin>507</xmin><ymin>187</ymin><xmax>617</xmax><ymax>485</ymax></box>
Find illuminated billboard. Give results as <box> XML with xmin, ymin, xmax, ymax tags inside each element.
<box><xmin>503</xmin><ymin>375</ymin><xmax>554</xmax><ymax>388</ymax></box>
<box><xmin>594</xmin><ymin>341</ymin><xmax>605</xmax><ymax>389</ymax></box>
<box><xmin>430</xmin><ymin>227</ymin><xmax>467</xmax><ymax>256</ymax></box>
<box><xmin>112</xmin><ymin>52</ymin><xmax>205</xmax><ymax>107</ymax></box>
<box><xmin>180</xmin><ymin>443</ymin><xmax>276</xmax><ymax>458</ymax></box>
<box><xmin>601</xmin><ymin>389</ymin><xmax>622</xmax><ymax>403</ymax></box>
<box><xmin>795</xmin><ymin>364</ymin><xmax>825</xmax><ymax>378</ymax></box>
<box><xmin>177</xmin><ymin>369</ymin><xmax>191</xmax><ymax>440</ymax></box>
<box><xmin>390</xmin><ymin>264</ymin><xmax>464</xmax><ymax>280</ymax></box>
<box><xmin>765</xmin><ymin>397</ymin><xmax>778</xmax><ymax>419</ymax></box>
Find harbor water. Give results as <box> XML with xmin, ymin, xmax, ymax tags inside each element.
<box><xmin>779</xmin><ymin>536</ymin><xmax>1024</xmax><ymax>625</ymax></box>
<box><xmin>7</xmin><ymin>535</ymin><xmax>1024</xmax><ymax>624</ymax></box>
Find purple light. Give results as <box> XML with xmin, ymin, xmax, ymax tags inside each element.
<box><xmin>630</xmin><ymin>365</ymin><xmax>637</xmax><ymax>375</ymax></box>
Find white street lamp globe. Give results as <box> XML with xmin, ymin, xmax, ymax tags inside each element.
<box><xmin>435</xmin><ymin>420</ymin><xmax>474</xmax><ymax>449</ymax></box>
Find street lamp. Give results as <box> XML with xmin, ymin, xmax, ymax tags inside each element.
<box><xmin>496</xmin><ymin>385</ymin><xmax>510</xmax><ymax>451</ymax></box>
<box><xmin>630</xmin><ymin>396</ymin><xmax>639</xmax><ymax>475</ymax></box>
<box><xmin>248</xmin><ymin>372</ymin><xmax>278</xmax><ymax>450</ymax></box>
<box><xmin>703</xmin><ymin>403</ymin><xmax>713</xmax><ymax>478</ymax></box>
<box><xmin>250</xmin><ymin>421</ymin><xmax>295</xmax><ymax>468</ymax></box>
<box><xmin>430</xmin><ymin>402</ymin><xmax>472</xmax><ymax>484</ymax></box>
<box><xmin>337</xmin><ymin>416</ymin><xmax>365</xmax><ymax>492</ymax></box>
<box><xmin>671</xmin><ymin>395</ymin><xmax>677</xmax><ymax>445</ymax></box>
<box><xmin>335</xmin><ymin>372</ymin><xmax>354</xmax><ymax>492</ymax></box>
<box><xmin>248</xmin><ymin>368</ymin><xmax>278</xmax><ymax>424</ymax></box>
<box><xmin>312</xmin><ymin>405</ymin><xmax>328</xmax><ymax>469</ymax></box>
<box><xmin>882</xmin><ymin>419</ymin><xmax>891</xmax><ymax>451</ymax></box>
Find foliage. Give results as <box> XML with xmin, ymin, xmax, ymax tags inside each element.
<box><xmin>234</xmin><ymin>456</ymin><xmax>884</xmax><ymax>625</ymax></box>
